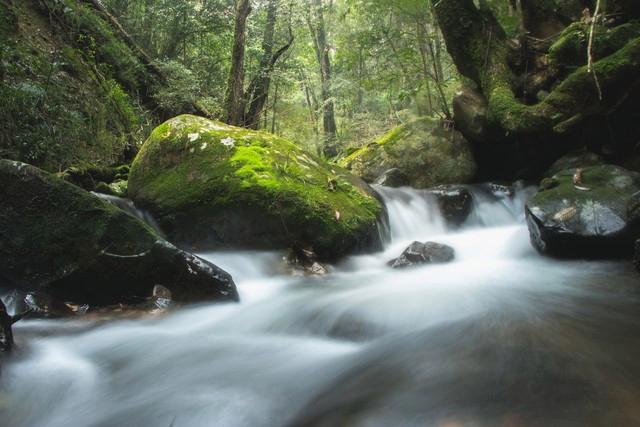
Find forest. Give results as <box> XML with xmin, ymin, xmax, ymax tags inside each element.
<box><xmin>1</xmin><ymin>0</ymin><xmax>640</xmax><ymax>426</ymax></box>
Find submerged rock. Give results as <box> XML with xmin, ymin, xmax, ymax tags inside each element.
<box><xmin>339</xmin><ymin>117</ymin><xmax>477</xmax><ymax>189</ymax></box>
<box><xmin>388</xmin><ymin>241</ymin><xmax>455</xmax><ymax>269</ymax></box>
<box><xmin>526</xmin><ymin>165</ymin><xmax>640</xmax><ymax>257</ymax></box>
<box><xmin>0</xmin><ymin>160</ymin><xmax>238</xmax><ymax>307</ymax></box>
<box><xmin>374</xmin><ymin>168</ymin><xmax>410</xmax><ymax>188</ymax></box>
<box><xmin>427</xmin><ymin>185</ymin><xmax>473</xmax><ymax>227</ymax></box>
<box><xmin>128</xmin><ymin>115</ymin><xmax>387</xmax><ymax>260</ymax></box>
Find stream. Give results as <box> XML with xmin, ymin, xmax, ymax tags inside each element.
<box><xmin>2</xmin><ymin>185</ymin><xmax>640</xmax><ymax>427</ymax></box>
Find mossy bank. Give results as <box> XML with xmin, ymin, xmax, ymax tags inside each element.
<box><xmin>129</xmin><ymin>115</ymin><xmax>388</xmax><ymax>259</ymax></box>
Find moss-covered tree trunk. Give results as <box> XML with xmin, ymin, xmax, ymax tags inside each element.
<box><xmin>433</xmin><ymin>0</ymin><xmax>640</xmax><ymax>178</ymax></box>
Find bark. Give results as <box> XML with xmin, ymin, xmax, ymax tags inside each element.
<box><xmin>225</xmin><ymin>0</ymin><xmax>252</xmax><ymax>126</ymax></box>
<box><xmin>308</xmin><ymin>0</ymin><xmax>338</xmax><ymax>158</ymax></box>
<box><xmin>244</xmin><ymin>0</ymin><xmax>294</xmax><ymax>129</ymax></box>
<box><xmin>433</xmin><ymin>0</ymin><xmax>640</xmax><ymax>136</ymax></box>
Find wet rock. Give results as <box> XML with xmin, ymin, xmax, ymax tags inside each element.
<box><xmin>0</xmin><ymin>298</ymin><xmax>27</xmax><ymax>353</ymax></box>
<box><xmin>151</xmin><ymin>284</ymin><xmax>173</xmax><ymax>310</ymax></box>
<box><xmin>374</xmin><ymin>168</ymin><xmax>410</xmax><ymax>188</ymax></box>
<box><xmin>526</xmin><ymin>165</ymin><xmax>640</xmax><ymax>257</ymax></box>
<box><xmin>285</xmin><ymin>246</ymin><xmax>329</xmax><ymax>276</ymax></box>
<box><xmin>453</xmin><ymin>85</ymin><xmax>489</xmax><ymax>142</ymax></box>
<box><xmin>486</xmin><ymin>182</ymin><xmax>515</xmax><ymax>198</ymax></box>
<box><xmin>545</xmin><ymin>149</ymin><xmax>605</xmax><ymax>178</ymax></box>
<box><xmin>388</xmin><ymin>241</ymin><xmax>455</xmax><ymax>269</ymax></box>
<box><xmin>427</xmin><ymin>185</ymin><xmax>473</xmax><ymax>227</ymax></box>
<box><xmin>0</xmin><ymin>160</ymin><xmax>238</xmax><ymax>307</ymax></box>
<box><xmin>24</xmin><ymin>291</ymin><xmax>74</xmax><ymax>318</ymax></box>
<box><xmin>128</xmin><ymin>115</ymin><xmax>386</xmax><ymax>260</ymax></box>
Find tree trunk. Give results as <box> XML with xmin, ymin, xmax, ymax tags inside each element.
<box><xmin>225</xmin><ymin>0</ymin><xmax>251</xmax><ymax>126</ymax></box>
<box><xmin>244</xmin><ymin>0</ymin><xmax>293</xmax><ymax>129</ymax></box>
<box><xmin>434</xmin><ymin>0</ymin><xmax>640</xmax><ymax>135</ymax></box>
<box><xmin>308</xmin><ymin>0</ymin><xmax>338</xmax><ymax>158</ymax></box>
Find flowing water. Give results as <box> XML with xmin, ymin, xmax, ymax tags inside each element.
<box><xmin>2</xmin><ymin>185</ymin><xmax>640</xmax><ymax>427</ymax></box>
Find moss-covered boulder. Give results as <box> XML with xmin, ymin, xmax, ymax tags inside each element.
<box><xmin>0</xmin><ymin>160</ymin><xmax>238</xmax><ymax>306</ymax></box>
<box><xmin>544</xmin><ymin>149</ymin><xmax>605</xmax><ymax>177</ymax></box>
<box><xmin>526</xmin><ymin>165</ymin><xmax>640</xmax><ymax>257</ymax></box>
<box><xmin>339</xmin><ymin>117</ymin><xmax>477</xmax><ymax>189</ymax></box>
<box><xmin>128</xmin><ymin>115</ymin><xmax>387</xmax><ymax>259</ymax></box>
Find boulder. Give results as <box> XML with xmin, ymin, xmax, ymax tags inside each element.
<box><xmin>388</xmin><ymin>241</ymin><xmax>455</xmax><ymax>269</ymax></box>
<box><xmin>0</xmin><ymin>160</ymin><xmax>238</xmax><ymax>306</ymax></box>
<box><xmin>545</xmin><ymin>149</ymin><xmax>605</xmax><ymax>177</ymax></box>
<box><xmin>339</xmin><ymin>117</ymin><xmax>477</xmax><ymax>189</ymax></box>
<box><xmin>453</xmin><ymin>85</ymin><xmax>489</xmax><ymax>142</ymax></box>
<box><xmin>374</xmin><ymin>168</ymin><xmax>410</xmax><ymax>188</ymax></box>
<box><xmin>427</xmin><ymin>185</ymin><xmax>473</xmax><ymax>227</ymax></box>
<box><xmin>128</xmin><ymin>115</ymin><xmax>387</xmax><ymax>260</ymax></box>
<box><xmin>526</xmin><ymin>165</ymin><xmax>640</xmax><ymax>257</ymax></box>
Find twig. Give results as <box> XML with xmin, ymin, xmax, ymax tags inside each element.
<box><xmin>587</xmin><ymin>0</ymin><xmax>603</xmax><ymax>101</ymax></box>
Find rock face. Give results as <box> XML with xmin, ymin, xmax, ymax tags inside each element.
<box><xmin>526</xmin><ymin>165</ymin><xmax>640</xmax><ymax>257</ymax></box>
<box><xmin>388</xmin><ymin>241</ymin><xmax>455</xmax><ymax>269</ymax></box>
<box><xmin>0</xmin><ymin>160</ymin><xmax>238</xmax><ymax>306</ymax></box>
<box><xmin>427</xmin><ymin>185</ymin><xmax>473</xmax><ymax>227</ymax></box>
<box><xmin>339</xmin><ymin>117</ymin><xmax>477</xmax><ymax>189</ymax></box>
<box><xmin>128</xmin><ymin>115</ymin><xmax>387</xmax><ymax>260</ymax></box>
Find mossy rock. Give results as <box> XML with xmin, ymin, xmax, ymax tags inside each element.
<box><xmin>0</xmin><ymin>160</ymin><xmax>238</xmax><ymax>306</ymax></box>
<box><xmin>544</xmin><ymin>149</ymin><xmax>605</xmax><ymax>177</ymax></box>
<box><xmin>526</xmin><ymin>165</ymin><xmax>640</xmax><ymax>257</ymax></box>
<box><xmin>128</xmin><ymin>115</ymin><xmax>387</xmax><ymax>259</ymax></box>
<box><xmin>339</xmin><ymin>117</ymin><xmax>477</xmax><ymax>189</ymax></box>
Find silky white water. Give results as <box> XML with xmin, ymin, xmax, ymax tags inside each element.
<box><xmin>2</xmin><ymin>185</ymin><xmax>639</xmax><ymax>427</ymax></box>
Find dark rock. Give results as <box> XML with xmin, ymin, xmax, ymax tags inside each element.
<box><xmin>427</xmin><ymin>185</ymin><xmax>473</xmax><ymax>227</ymax></box>
<box><xmin>526</xmin><ymin>165</ymin><xmax>640</xmax><ymax>257</ymax></box>
<box><xmin>374</xmin><ymin>168</ymin><xmax>410</xmax><ymax>188</ymax></box>
<box><xmin>453</xmin><ymin>85</ymin><xmax>489</xmax><ymax>142</ymax></box>
<box><xmin>635</xmin><ymin>239</ymin><xmax>640</xmax><ymax>272</ymax></box>
<box><xmin>0</xmin><ymin>160</ymin><xmax>238</xmax><ymax>307</ymax></box>
<box><xmin>24</xmin><ymin>291</ymin><xmax>74</xmax><ymax>318</ymax></box>
<box><xmin>0</xmin><ymin>298</ymin><xmax>27</xmax><ymax>353</ymax></box>
<box><xmin>545</xmin><ymin>149</ymin><xmax>605</xmax><ymax>178</ymax></box>
<box><xmin>388</xmin><ymin>241</ymin><xmax>455</xmax><ymax>269</ymax></box>
<box><xmin>285</xmin><ymin>246</ymin><xmax>329</xmax><ymax>276</ymax></box>
<box><xmin>486</xmin><ymin>182</ymin><xmax>515</xmax><ymax>198</ymax></box>
<box><xmin>94</xmin><ymin>181</ymin><xmax>115</xmax><ymax>196</ymax></box>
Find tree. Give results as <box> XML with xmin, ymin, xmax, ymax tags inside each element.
<box><xmin>244</xmin><ymin>0</ymin><xmax>294</xmax><ymax>129</ymax></box>
<box><xmin>307</xmin><ymin>0</ymin><xmax>338</xmax><ymax>157</ymax></box>
<box><xmin>225</xmin><ymin>0</ymin><xmax>252</xmax><ymax>125</ymax></box>
<box><xmin>433</xmin><ymin>0</ymin><xmax>640</xmax><ymax>176</ymax></box>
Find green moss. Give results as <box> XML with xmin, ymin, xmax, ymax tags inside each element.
<box><xmin>0</xmin><ymin>159</ymin><xmax>157</xmax><ymax>287</ymax></box>
<box><xmin>534</xmin><ymin>165</ymin><xmax>640</xmax><ymax>209</ymax></box>
<box><xmin>339</xmin><ymin>117</ymin><xmax>477</xmax><ymax>188</ymax></box>
<box><xmin>550</xmin><ymin>21</ymin><xmax>640</xmax><ymax>68</ymax></box>
<box><xmin>129</xmin><ymin>115</ymin><xmax>383</xmax><ymax>256</ymax></box>
<box><xmin>0</xmin><ymin>0</ymin><xmax>152</xmax><ymax>171</ymax></box>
